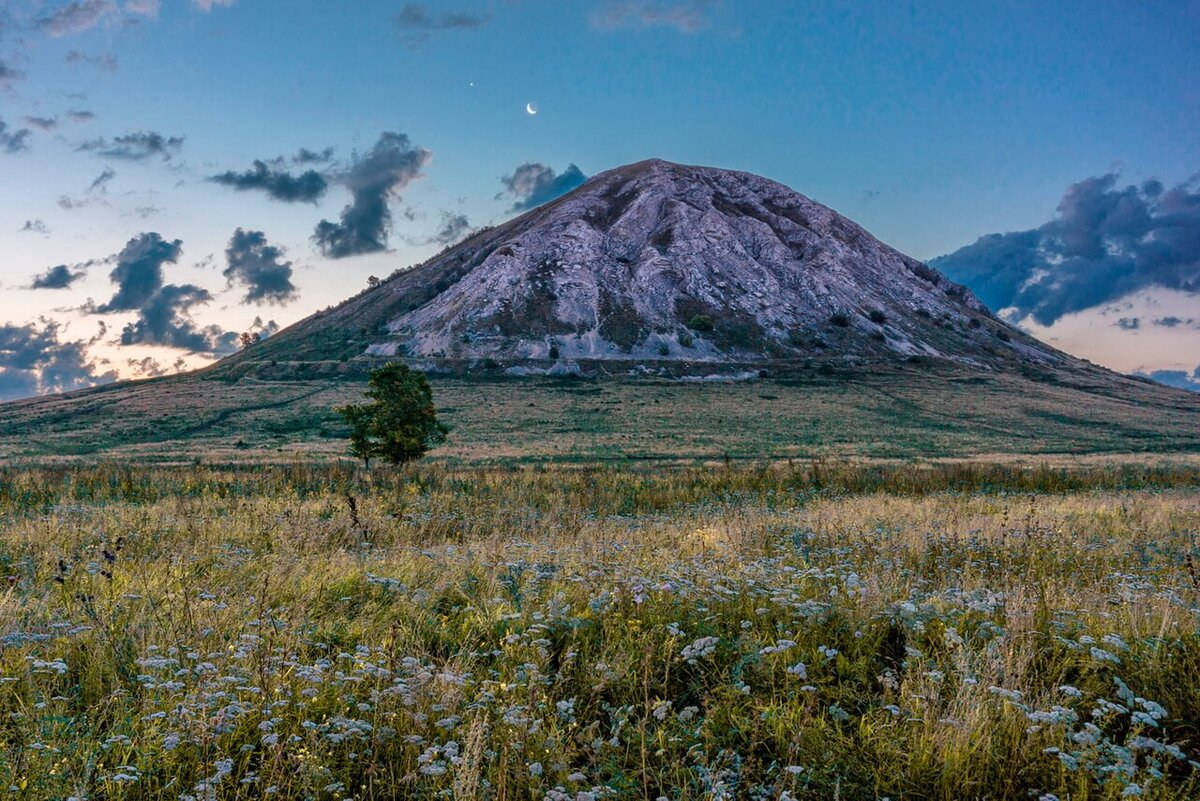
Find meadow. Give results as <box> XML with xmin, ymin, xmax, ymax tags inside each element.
<box><xmin>3</xmin><ymin>363</ymin><xmax>1200</xmax><ymax>463</ymax></box>
<box><xmin>1</xmin><ymin>462</ymin><xmax>1199</xmax><ymax>800</ymax></box>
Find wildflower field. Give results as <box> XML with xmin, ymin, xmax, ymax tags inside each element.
<box><xmin>2</xmin><ymin>462</ymin><xmax>1199</xmax><ymax>800</ymax></box>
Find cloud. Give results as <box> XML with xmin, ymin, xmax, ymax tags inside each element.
<box><xmin>53</xmin><ymin>167</ymin><xmax>115</xmax><ymax>210</ymax></box>
<box><xmin>58</xmin><ymin>195</ymin><xmax>88</xmax><ymax>210</ymax></box>
<box><xmin>1135</xmin><ymin>368</ymin><xmax>1200</xmax><ymax>392</ymax></box>
<box><xmin>119</xmin><ymin>283</ymin><xmax>236</xmax><ymax>353</ymax></box>
<box><xmin>1115</xmin><ymin>317</ymin><xmax>1140</xmax><ymax>331</ymax></box>
<box><xmin>96</xmin><ymin>232</ymin><xmax>182</xmax><ymax>312</ymax></box>
<box><xmin>128</xmin><ymin>204</ymin><xmax>160</xmax><ymax>219</ymax></box>
<box><xmin>30</xmin><ymin>264</ymin><xmax>85</xmax><ymax>289</ymax></box>
<box><xmin>79</xmin><ymin>232</ymin><xmax>235</xmax><ymax>353</ymax></box>
<box><xmin>23</xmin><ymin>116</ymin><xmax>58</xmax><ymax>131</ymax></box>
<box><xmin>89</xmin><ymin>166</ymin><xmax>116</xmax><ymax>192</ymax></box>
<box><xmin>0</xmin><ymin>61</ymin><xmax>23</xmax><ymax>87</ymax></box>
<box><xmin>293</xmin><ymin>146</ymin><xmax>334</xmax><ymax>164</ymax></box>
<box><xmin>312</xmin><ymin>131</ymin><xmax>430</xmax><ymax>259</ymax></box>
<box><xmin>499</xmin><ymin>162</ymin><xmax>588</xmax><ymax>212</ymax></box>
<box><xmin>126</xmin><ymin>355</ymin><xmax>169</xmax><ymax>377</ymax></box>
<box><xmin>0</xmin><ymin>117</ymin><xmax>31</xmax><ymax>154</ymax></box>
<box><xmin>1152</xmin><ymin>316</ymin><xmax>1196</xmax><ymax>328</ymax></box>
<box><xmin>0</xmin><ymin>320</ymin><xmax>116</xmax><ymax>401</ymax></box>
<box><xmin>210</xmin><ymin>160</ymin><xmax>327</xmax><ymax>203</ymax></box>
<box><xmin>77</xmin><ymin>131</ymin><xmax>183</xmax><ymax>161</ymax></box>
<box><xmin>65</xmin><ymin>50</ymin><xmax>119</xmax><ymax>71</ymax></box>
<box><xmin>34</xmin><ymin>0</ymin><xmax>117</xmax><ymax>37</ymax></box>
<box><xmin>223</xmin><ymin>228</ymin><xmax>298</xmax><ymax>305</ymax></box>
<box><xmin>430</xmin><ymin>211</ymin><xmax>472</xmax><ymax>245</ymax></box>
<box><xmin>394</xmin><ymin>3</ymin><xmax>487</xmax><ymax>44</ymax></box>
<box><xmin>68</xmin><ymin>109</ymin><xmax>96</xmax><ymax>122</ymax></box>
<box><xmin>193</xmin><ymin>0</ymin><xmax>237</xmax><ymax>11</ymax></box>
<box><xmin>591</xmin><ymin>0</ymin><xmax>713</xmax><ymax>33</ymax></box>
<box><xmin>125</xmin><ymin>0</ymin><xmax>161</xmax><ymax>16</ymax></box>
<box><xmin>250</xmin><ymin>316</ymin><xmax>279</xmax><ymax>337</ymax></box>
<box><xmin>932</xmin><ymin>173</ymin><xmax>1200</xmax><ymax>325</ymax></box>
<box><xmin>20</xmin><ymin>219</ymin><xmax>49</xmax><ymax>234</ymax></box>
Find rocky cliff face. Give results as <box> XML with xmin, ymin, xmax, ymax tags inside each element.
<box><xmin>241</xmin><ymin>159</ymin><xmax>1070</xmax><ymax>372</ymax></box>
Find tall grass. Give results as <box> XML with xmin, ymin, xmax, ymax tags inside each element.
<box><xmin>1</xmin><ymin>464</ymin><xmax>1198</xmax><ymax>799</ymax></box>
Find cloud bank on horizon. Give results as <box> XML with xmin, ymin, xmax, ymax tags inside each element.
<box><xmin>933</xmin><ymin>174</ymin><xmax>1200</xmax><ymax>327</ymax></box>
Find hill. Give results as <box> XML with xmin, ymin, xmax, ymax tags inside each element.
<box><xmin>1</xmin><ymin>159</ymin><xmax>1198</xmax><ymax>462</ymax></box>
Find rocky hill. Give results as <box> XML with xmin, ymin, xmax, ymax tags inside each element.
<box><xmin>3</xmin><ymin>159</ymin><xmax>1199</xmax><ymax>461</ymax></box>
<box><xmin>224</xmin><ymin>159</ymin><xmax>1067</xmax><ymax>377</ymax></box>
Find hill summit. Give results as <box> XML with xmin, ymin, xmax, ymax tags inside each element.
<box><xmin>237</xmin><ymin>159</ymin><xmax>1065</xmax><ymax>375</ymax></box>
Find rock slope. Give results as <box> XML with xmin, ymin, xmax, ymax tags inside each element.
<box><xmin>239</xmin><ymin>159</ymin><xmax>1070</xmax><ymax>372</ymax></box>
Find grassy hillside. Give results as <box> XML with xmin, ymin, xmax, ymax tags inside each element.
<box><xmin>0</xmin><ymin>360</ymin><xmax>1198</xmax><ymax>463</ymax></box>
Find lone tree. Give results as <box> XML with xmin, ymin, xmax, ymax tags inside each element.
<box><xmin>338</xmin><ymin>363</ymin><xmax>448</xmax><ymax>467</ymax></box>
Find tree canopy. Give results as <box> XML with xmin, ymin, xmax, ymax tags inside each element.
<box><xmin>337</xmin><ymin>363</ymin><xmax>447</xmax><ymax>466</ymax></box>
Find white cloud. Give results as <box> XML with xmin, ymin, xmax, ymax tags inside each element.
<box><xmin>192</xmin><ymin>0</ymin><xmax>237</xmax><ymax>11</ymax></box>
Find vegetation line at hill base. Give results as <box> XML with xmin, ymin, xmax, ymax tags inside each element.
<box><xmin>3</xmin><ymin>461</ymin><xmax>1200</xmax><ymax>513</ymax></box>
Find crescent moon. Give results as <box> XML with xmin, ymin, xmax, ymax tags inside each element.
<box><xmin>526</xmin><ymin>102</ymin><xmax>538</xmax><ymax>115</ymax></box>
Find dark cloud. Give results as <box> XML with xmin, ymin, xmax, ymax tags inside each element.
<box><xmin>499</xmin><ymin>162</ymin><xmax>588</xmax><ymax>212</ymax></box>
<box><xmin>312</xmin><ymin>131</ymin><xmax>430</xmax><ymax>259</ymax></box>
<box><xmin>96</xmin><ymin>232</ymin><xmax>181</xmax><ymax>312</ymax></box>
<box><xmin>34</xmin><ymin>0</ymin><xmax>116</xmax><ymax>36</ymax></box>
<box><xmin>89</xmin><ymin>166</ymin><xmax>116</xmax><ymax>192</ymax></box>
<box><xmin>395</xmin><ymin>2</ymin><xmax>487</xmax><ymax>28</ymax></box>
<box><xmin>0</xmin><ymin>60</ymin><xmax>24</xmax><ymax>86</ymax></box>
<box><xmin>1135</xmin><ymin>368</ymin><xmax>1200</xmax><ymax>392</ymax></box>
<box><xmin>20</xmin><ymin>219</ymin><xmax>49</xmax><ymax>234</ymax></box>
<box><xmin>250</xmin><ymin>316</ymin><xmax>279</xmax><ymax>337</ymax></box>
<box><xmin>293</xmin><ymin>146</ymin><xmax>334</xmax><ymax>165</ymax></box>
<box><xmin>591</xmin><ymin>0</ymin><xmax>713</xmax><ymax>33</ymax></box>
<box><xmin>126</xmin><ymin>354</ymin><xmax>190</xmax><ymax>379</ymax></box>
<box><xmin>394</xmin><ymin>3</ymin><xmax>487</xmax><ymax>44</ymax></box>
<box><xmin>77</xmin><ymin>131</ymin><xmax>183</xmax><ymax>161</ymax></box>
<box><xmin>430</xmin><ymin>211</ymin><xmax>472</xmax><ymax>245</ymax></box>
<box><xmin>223</xmin><ymin>228</ymin><xmax>298</xmax><ymax>305</ymax></box>
<box><xmin>932</xmin><ymin>173</ymin><xmax>1200</xmax><ymax>325</ymax></box>
<box><xmin>55</xmin><ymin>167</ymin><xmax>118</xmax><ymax>211</ymax></box>
<box><xmin>126</xmin><ymin>355</ymin><xmax>169</xmax><ymax>378</ymax></box>
<box><xmin>119</xmin><ymin>283</ymin><xmax>236</xmax><ymax>353</ymax></box>
<box><xmin>58</xmin><ymin>195</ymin><xmax>87</xmax><ymax>210</ymax></box>
<box><xmin>67</xmin><ymin>109</ymin><xmax>96</xmax><ymax>123</ymax></box>
<box><xmin>209</xmin><ymin>160</ymin><xmax>327</xmax><ymax>203</ymax></box>
<box><xmin>0</xmin><ymin>117</ymin><xmax>31</xmax><ymax>154</ymax></box>
<box><xmin>65</xmin><ymin>50</ymin><xmax>119</xmax><ymax>71</ymax></box>
<box><xmin>129</xmin><ymin>204</ymin><xmax>160</xmax><ymax>219</ymax></box>
<box><xmin>30</xmin><ymin>264</ymin><xmax>84</xmax><ymax>289</ymax></box>
<box><xmin>24</xmin><ymin>116</ymin><xmax>58</xmax><ymax>131</ymax></box>
<box><xmin>79</xmin><ymin>232</ymin><xmax>236</xmax><ymax>353</ymax></box>
<box><xmin>0</xmin><ymin>320</ymin><xmax>116</xmax><ymax>402</ymax></box>
<box><xmin>1115</xmin><ymin>317</ymin><xmax>1140</xmax><ymax>331</ymax></box>
<box><xmin>1152</xmin><ymin>316</ymin><xmax>1196</xmax><ymax>328</ymax></box>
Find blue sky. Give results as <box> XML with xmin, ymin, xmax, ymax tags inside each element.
<box><xmin>1</xmin><ymin>0</ymin><xmax>1198</xmax><ymax>396</ymax></box>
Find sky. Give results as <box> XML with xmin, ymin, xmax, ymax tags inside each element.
<box><xmin>1</xmin><ymin>0</ymin><xmax>1198</xmax><ymax>398</ymax></box>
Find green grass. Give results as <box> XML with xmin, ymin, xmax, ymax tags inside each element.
<box><xmin>1</xmin><ymin>361</ymin><xmax>1199</xmax><ymax>463</ymax></box>
<box><xmin>2</xmin><ymin>463</ymin><xmax>1200</xmax><ymax>799</ymax></box>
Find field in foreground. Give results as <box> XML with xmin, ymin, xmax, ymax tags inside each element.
<box><xmin>2</xmin><ymin>463</ymin><xmax>1200</xmax><ymax>800</ymax></box>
